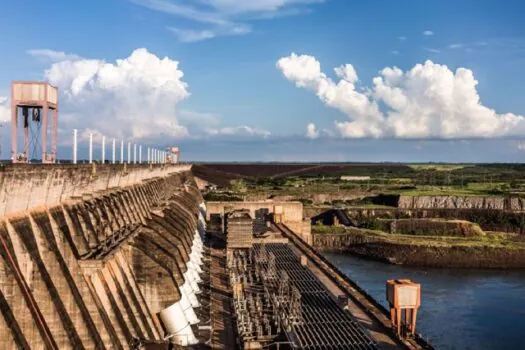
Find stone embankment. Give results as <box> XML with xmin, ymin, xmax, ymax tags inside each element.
<box><xmin>0</xmin><ymin>164</ymin><xmax>207</xmax><ymax>349</ymax></box>
<box><xmin>313</xmin><ymin>230</ymin><xmax>525</xmax><ymax>269</ymax></box>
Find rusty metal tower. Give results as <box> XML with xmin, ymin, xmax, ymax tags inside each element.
<box><xmin>11</xmin><ymin>81</ymin><xmax>58</xmax><ymax>163</ymax></box>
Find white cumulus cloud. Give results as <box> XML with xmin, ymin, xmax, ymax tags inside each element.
<box><xmin>277</xmin><ymin>53</ymin><xmax>525</xmax><ymax>139</ymax></box>
<box><xmin>423</xmin><ymin>30</ymin><xmax>434</xmax><ymax>36</ymax></box>
<box><xmin>45</xmin><ymin>48</ymin><xmax>190</xmax><ymax>141</ymax></box>
<box><xmin>306</xmin><ymin>123</ymin><xmax>319</xmax><ymax>139</ymax></box>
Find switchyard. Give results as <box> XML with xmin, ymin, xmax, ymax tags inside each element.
<box><xmin>206</xmin><ymin>203</ymin><xmax>433</xmax><ymax>350</ymax></box>
<box><xmin>228</xmin><ymin>243</ymin><xmax>378</xmax><ymax>349</ymax></box>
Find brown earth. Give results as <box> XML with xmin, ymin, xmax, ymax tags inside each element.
<box><xmin>193</xmin><ymin>163</ymin><xmax>413</xmax><ymax>180</ymax></box>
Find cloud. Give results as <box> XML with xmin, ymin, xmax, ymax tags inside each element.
<box><xmin>168</xmin><ymin>28</ymin><xmax>217</xmax><ymax>42</ymax></box>
<box><xmin>178</xmin><ymin>109</ymin><xmax>220</xmax><ymax>127</ymax></box>
<box><xmin>517</xmin><ymin>141</ymin><xmax>525</xmax><ymax>151</ymax></box>
<box><xmin>167</xmin><ymin>23</ymin><xmax>250</xmax><ymax>42</ymax></box>
<box><xmin>306</xmin><ymin>123</ymin><xmax>319</xmax><ymax>139</ymax></box>
<box><xmin>205</xmin><ymin>125</ymin><xmax>271</xmax><ymax>138</ymax></box>
<box><xmin>129</xmin><ymin>0</ymin><xmax>324</xmax><ymax>41</ymax></box>
<box><xmin>423</xmin><ymin>30</ymin><xmax>434</xmax><ymax>36</ymax></box>
<box><xmin>44</xmin><ymin>48</ymin><xmax>190</xmax><ymax>141</ymax></box>
<box><xmin>424</xmin><ymin>47</ymin><xmax>440</xmax><ymax>53</ymax></box>
<box><xmin>448</xmin><ymin>43</ymin><xmax>463</xmax><ymax>49</ymax></box>
<box><xmin>27</xmin><ymin>49</ymin><xmax>82</xmax><ymax>62</ymax></box>
<box><xmin>398</xmin><ymin>36</ymin><xmax>407</xmax><ymax>41</ymax></box>
<box><xmin>0</xmin><ymin>96</ymin><xmax>9</xmax><ymax>123</ymax></box>
<box><xmin>277</xmin><ymin>53</ymin><xmax>525</xmax><ymax>139</ymax></box>
<box><xmin>390</xmin><ymin>50</ymin><xmax>400</xmax><ymax>55</ymax></box>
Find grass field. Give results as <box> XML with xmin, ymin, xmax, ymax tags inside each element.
<box><xmin>194</xmin><ymin>162</ymin><xmax>525</xmax><ymax>201</ymax></box>
<box><xmin>408</xmin><ymin>164</ymin><xmax>473</xmax><ymax>171</ymax></box>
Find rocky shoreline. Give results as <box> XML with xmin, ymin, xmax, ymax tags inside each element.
<box><xmin>313</xmin><ymin>231</ymin><xmax>525</xmax><ymax>269</ymax></box>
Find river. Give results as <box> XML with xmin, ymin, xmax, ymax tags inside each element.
<box><xmin>323</xmin><ymin>252</ymin><xmax>525</xmax><ymax>350</ymax></box>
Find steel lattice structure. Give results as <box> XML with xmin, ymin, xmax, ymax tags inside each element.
<box><xmin>228</xmin><ymin>242</ymin><xmax>378</xmax><ymax>349</ymax></box>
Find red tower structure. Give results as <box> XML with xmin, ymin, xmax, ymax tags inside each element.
<box><xmin>11</xmin><ymin>81</ymin><xmax>58</xmax><ymax>163</ymax></box>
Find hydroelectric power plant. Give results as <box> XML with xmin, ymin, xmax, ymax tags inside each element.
<box><xmin>0</xmin><ymin>162</ymin><xmax>435</xmax><ymax>349</ymax></box>
<box><xmin>0</xmin><ymin>81</ymin><xmax>435</xmax><ymax>349</ymax></box>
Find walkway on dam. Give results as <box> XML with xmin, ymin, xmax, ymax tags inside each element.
<box><xmin>210</xmin><ymin>233</ymin><xmax>237</xmax><ymax>349</ymax></box>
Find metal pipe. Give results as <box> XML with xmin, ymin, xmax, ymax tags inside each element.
<box><xmin>133</xmin><ymin>144</ymin><xmax>137</xmax><ymax>164</ymax></box>
<box><xmin>127</xmin><ymin>142</ymin><xmax>131</xmax><ymax>164</ymax></box>
<box><xmin>139</xmin><ymin>145</ymin><xmax>142</xmax><ymax>163</ymax></box>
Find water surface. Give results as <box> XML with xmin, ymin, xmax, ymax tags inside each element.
<box><xmin>323</xmin><ymin>252</ymin><xmax>525</xmax><ymax>350</ymax></box>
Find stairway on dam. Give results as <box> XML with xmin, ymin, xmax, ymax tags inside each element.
<box><xmin>0</xmin><ymin>164</ymin><xmax>210</xmax><ymax>349</ymax></box>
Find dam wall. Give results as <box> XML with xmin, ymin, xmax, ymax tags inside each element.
<box><xmin>0</xmin><ymin>163</ymin><xmax>191</xmax><ymax>216</ymax></box>
<box><xmin>0</xmin><ymin>164</ymin><xmax>207</xmax><ymax>349</ymax></box>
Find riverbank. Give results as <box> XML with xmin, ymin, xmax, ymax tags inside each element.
<box><xmin>323</xmin><ymin>252</ymin><xmax>525</xmax><ymax>349</ymax></box>
<box><xmin>313</xmin><ymin>229</ymin><xmax>525</xmax><ymax>268</ymax></box>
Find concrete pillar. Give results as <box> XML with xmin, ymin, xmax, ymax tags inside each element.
<box><xmin>139</xmin><ymin>145</ymin><xmax>142</xmax><ymax>163</ymax></box>
<box><xmin>127</xmin><ymin>142</ymin><xmax>131</xmax><ymax>164</ymax></box>
<box><xmin>72</xmin><ymin>129</ymin><xmax>78</xmax><ymax>164</ymax></box>
<box><xmin>101</xmin><ymin>136</ymin><xmax>105</xmax><ymax>164</ymax></box>
<box><xmin>133</xmin><ymin>144</ymin><xmax>137</xmax><ymax>164</ymax></box>
<box><xmin>147</xmin><ymin>147</ymin><xmax>150</xmax><ymax>164</ymax></box>
<box><xmin>112</xmin><ymin>138</ymin><xmax>116</xmax><ymax>164</ymax></box>
<box><xmin>120</xmin><ymin>139</ymin><xmax>124</xmax><ymax>164</ymax></box>
<box><xmin>89</xmin><ymin>132</ymin><xmax>93</xmax><ymax>164</ymax></box>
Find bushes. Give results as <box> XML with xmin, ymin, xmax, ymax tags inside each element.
<box><xmin>203</xmin><ymin>192</ymin><xmax>243</xmax><ymax>202</ymax></box>
<box><xmin>311</xmin><ymin>224</ymin><xmax>348</xmax><ymax>234</ymax></box>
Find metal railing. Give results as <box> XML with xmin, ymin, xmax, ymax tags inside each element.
<box><xmin>71</xmin><ymin>129</ymin><xmax>176</xmax><ymax>165</ymax></box>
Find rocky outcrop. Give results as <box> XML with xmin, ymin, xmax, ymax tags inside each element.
<box><xmin>398</xmin><ymin>195</ymin><xmax>525</xmax><ymax>211</ymax></box>
<box><xmin>313</xmin><ymin>231</ymin><xmax>525</xmax><ymax>268</ymax></box>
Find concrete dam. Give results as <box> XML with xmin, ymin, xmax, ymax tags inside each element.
<box><xmin>0</xmin><ymin>163</ymin><xmax>432</xmax><ymax>349</ymax></box>
<box><xmin>0</xmin><ymin>164</ymin><xmax>209</xmax><ymax>349</ymax></box>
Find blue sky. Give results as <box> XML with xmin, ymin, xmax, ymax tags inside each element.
<box><xmin>1</xmin><ymin>0</ymin><xmax>524</xmax><ymax>161</ymax></box>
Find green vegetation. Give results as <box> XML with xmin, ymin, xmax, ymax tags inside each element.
<box><xmin>409</xmin><ymin>164</ymin><xmax>472</xmax><ymax>171</ymax></box>
<box><xmin>203</xmin><ymin>192</ymin><xmax>243</xmax><ymax>202</ymax></box>
<box><xmin>200</xmin><ymin>163</ymin><xmax>525</xmax><ymax>206</ymax></box>
<box><xmin>311</xmin><ymin>224</ymin><xmax>349</xmax><ymax>234</ymax></box>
